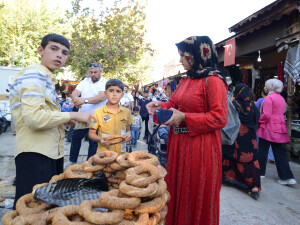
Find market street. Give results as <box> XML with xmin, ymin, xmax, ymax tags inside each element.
<box><xmin>0</xmin><ymin>126</ymin><xmax>300</xmax><ymax>225</ymax></box>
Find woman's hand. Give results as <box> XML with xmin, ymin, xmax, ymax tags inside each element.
<box><xmin>164</xmin><ymin>108</ymin><xmax>186</xmax><ymax>126</ymax></box>
<box><xmin>146</xmin><ymin>101</ymin><xmax>162</xmax><ymax>115</ymax></box>
<box><xmin>124</xmin><ymin>131</ymin><xmax>132</xmax><ymax>143</ymax></box>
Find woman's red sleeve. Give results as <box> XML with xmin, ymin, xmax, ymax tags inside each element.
<box><xmin>185</xmin><ymin>77</ymin><xmax>228</xmax><ymax>136</ymax></box>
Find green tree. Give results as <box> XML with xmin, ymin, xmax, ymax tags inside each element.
<box><xmin>68</xmin><ymin>0</ymin><xmax>154</xmax><ymax>83</ymax></box>
<box><xmin>0</xmin><ymin>0</ymin><xmax>71</xmax><ymax>67</ymax></box>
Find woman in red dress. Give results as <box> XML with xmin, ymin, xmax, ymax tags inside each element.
<box><xmin>147</xmin><ymin>36</ymin><xmax>228</xmax><ymax>225</ymax></box>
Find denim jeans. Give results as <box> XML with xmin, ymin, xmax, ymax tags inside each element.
<box><xmin>258</xmin><ymin>137</ymin><xmax>294</xmax><ymax>180</ymax></box>
<box><xmin>69</xmin><ymin>128</ymin><xmax>98</xmax><ymax>162</ymax></box>
<box><xmin>131</xmin><ymin>128</ymin><xmax>140</xmax><ymax>146</ymax></box>
<box><xmin>268</xmin><ymin>148</ymin><xmax>275</xmax><ymax>161</ymax></box>
<box><xmin>158</xmin><ymin>127</ymin><xmax>169</xmax><ymax>144</ymax></box>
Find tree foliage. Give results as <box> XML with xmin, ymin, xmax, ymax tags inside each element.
<box><xmin>68</xmin><ymin>0</ymin><xmax>154</xmax><ymax>83</ymax></box>
<box><xmin>0</xmin><ymin>0</ymin><xmax>154</xmax><ymax>84</ymax></box>
<box><xmin>0</xmin><ymin>0</ymin><xmax>71</xmax><ymax>66</ymax></box>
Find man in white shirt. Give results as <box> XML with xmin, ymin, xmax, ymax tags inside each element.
<box><xmin>65</xmin><ymin>63</ymin><xmax>107</xmax><ymax>168</ymax></box>
<box><xmin>120</xmin><ymin>85</ymin><xmax>134</xmax><ymax>112</ymax></box>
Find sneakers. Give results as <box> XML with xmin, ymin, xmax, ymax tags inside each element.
<box><xmin>278</xmin><ymin>179</ymin><xmax>297</xmax><ymax>186</ymax></box>
<box><xmin>64</xmin><ymin>160</ymin><xmax>76</xmax><ymax>169</ymax></box>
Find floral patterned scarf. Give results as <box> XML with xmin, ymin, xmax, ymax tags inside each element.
<box><xmin>175</xmin><ymin>36</ymin><xmax>224</xmax><ymax>80</ymax></box>
<box><xmin>233</xmin><ymin>83</ymin><xmax>260</xmax><ymax>130</ymax></box>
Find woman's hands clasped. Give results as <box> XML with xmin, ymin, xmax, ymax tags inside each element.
<box><xmin>164</xmin><ymin>108</ymin><xmax>186</xmax><ymax>126</ymax></box>
<box><xmin>146</xmin><ymin>101</ymin><xmax>186</xmax><ymax>127</ymax></box>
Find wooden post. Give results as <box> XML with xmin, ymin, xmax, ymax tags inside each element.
<box><xmin>287</xmin><ymin>76</ymin><xmax>293</xmax><ymax>137</ymax></box>
<box><xmin>286</xmin><ymin>76</ymin><xmax>293</xmax><ymax>159</ymax></box>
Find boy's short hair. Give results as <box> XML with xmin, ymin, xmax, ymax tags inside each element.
<box><xmin>133</xmin><ymin>106</ymin><xmax>139</xmax><ymax>112</ymax></box>
<box><xmin>105</xmin><ymin>79</ymin><xmax>124</xmax><ymax>91</ymax></box>
<box><xmin>41</xmin><ymin>33</ymin><xmax>70</xmax><ymax>50</ymax></box>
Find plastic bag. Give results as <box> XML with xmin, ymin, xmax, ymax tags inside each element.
<box><xmin>33</xmin><ymin>173</ymin><xmax>108</xmax><ymax>207</ymax></box>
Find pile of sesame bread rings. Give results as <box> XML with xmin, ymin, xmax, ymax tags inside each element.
<box><xmin>2</xmin><ymin>150</ymin><xmax>169</xmax><ymax>225</ymax></box>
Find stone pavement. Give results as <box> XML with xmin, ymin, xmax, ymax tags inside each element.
<box><xmin>0</xmin><ymin>125</ymin><xmax>300</xmax><ymax>224</ymax></box>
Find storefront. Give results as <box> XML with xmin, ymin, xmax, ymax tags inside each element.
<box><xmin>144</xmin><ymin>0</ymin><xmax>300</xmax><ymax>159</ymax></box>
<box><xmin>216</xmin><ymin>0</ymin><xmax>300</xmax><ymax>159</ymax></box>
<box><xmin>55</xmin><ymin>80</ymin><xmax>79</xmax><ymax>96</ymax></box>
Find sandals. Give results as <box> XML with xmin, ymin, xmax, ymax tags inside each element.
<box><xmin>248</xmin><ymin>191</ymin><xmax>259</xmax><ymax>200</ymax></box>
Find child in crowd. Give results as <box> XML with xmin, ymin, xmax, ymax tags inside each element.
<box><xmin>89</xmin><ymin>79</ymin><xmax>133</xmax><ymax>154</ymax></box>
<box><xmin>131</xmin><ymin>106</ymin><xmax>142</xmax><ymax>148</ymax></box>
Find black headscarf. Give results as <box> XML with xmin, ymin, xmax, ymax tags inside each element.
<box><xmin>233</xmin><ymin>84</ymin><xmax>260</xmax><ymax>130</ymax></box>
<box><xmin>175</xmin><ymin>36</ymin><xmax>225</xmax><ymax>81</ymax></box>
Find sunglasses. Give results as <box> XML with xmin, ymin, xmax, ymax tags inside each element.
<box><xmin>89</xmin><ymin>63</ymin><xmax>101</xmax><ymax>68</ymax></box>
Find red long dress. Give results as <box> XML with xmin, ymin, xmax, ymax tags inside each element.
<box><xmin>162</xmin><ymin>76</ymin><xmax>228</xmax><ymax>225</ymax></box>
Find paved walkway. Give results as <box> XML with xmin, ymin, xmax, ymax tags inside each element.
<box><xmin>0</xmin><ymin>125</ymin><xmax>300</xmax><ymax>224</ymax></box>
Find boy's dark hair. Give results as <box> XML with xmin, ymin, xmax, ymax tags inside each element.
<box><xmin>133</xmin><ymin>106</ymin><xmax>139</xmax><ymax>112</ymax></box>
<box><xmin>105</xmin><ymin>79</ymin><xmax>124</xmax><ymax>91</ymax></box>
<box><xmin>41</xmin><ymin>33</ymin><xmax>70</xmax><ymax>50</ymax></box>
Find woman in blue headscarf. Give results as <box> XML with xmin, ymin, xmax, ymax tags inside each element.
<box><xmin>147</xmin><ymin>36</ymin><xmax>228</xmax><ymax>225</ymax></box>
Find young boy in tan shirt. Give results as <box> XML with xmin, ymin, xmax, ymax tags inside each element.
<box><xmin>89</xmin><ymin>79</ymin><xmax>133</xmax><ymax>154</ymax></box>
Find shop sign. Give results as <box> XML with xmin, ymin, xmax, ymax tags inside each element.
<box><xmin>224</xmin><ymin>38</ymin><xmax>236</xmax><ymax>66</ymax></box>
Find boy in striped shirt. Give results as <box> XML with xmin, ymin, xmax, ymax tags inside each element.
<box><xmin>9</xmin><ymin>33</ymin><xmax>95</xmax><ymax>208</ymax></box>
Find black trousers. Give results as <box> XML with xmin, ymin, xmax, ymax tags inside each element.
<box><xmin>258</xmin><ymin>137</ymin><xmax>294</xmax><ymax>180</ymax></box>
<box><xmin>142</xmin><ymin>116</ymin><xmax>149</xmax><ymax>138</ymax></box>
<box><xmin>69</xmin><ymin>128</ymin><xmax>98</xmax><ymax>162</ymax></box>
<box><xmin>13</xmin><ymin>152</ymin><xmax>63</xmax><ymax>209</ymax></box>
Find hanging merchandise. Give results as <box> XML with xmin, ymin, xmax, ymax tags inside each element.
<box><xmin>240</xmin><ymin>68</ymin><xmax>248</xmax><ymax>84</ymax></box>
<box><xmin>163</xmin><ymin>77</ymin><xmax>169</xmax><ymax>87</ymax></box>
<box><xmin>55</xmin><ymin>83</ymin><xmax>60</xmax><ymax>92</ymax></box>
<box><xmin>158</xmin><ymin>80</ymin><xmax>163</xmax><ymax>88</ymax></box>
<box><xmin>247</xmin><ymin>69</ymin><xmax>252</xmax><ymax>89</ymax></box>
<box><xmin>278</xmin><ymin>61</ymin><xmax>284</xmax><ymax>84</ymax></box>
<box><xmin>251</xmin><ymin>65</ymin><xmax>260</xmax><ymax>79</ymax></box>
<box><xmin>226</xmin><ymin>65</ymin><xmax>242</xmax><ymax>85</ymax></box>
<box><xmin>284</xmin><ymin>43</ymin><xmax>300</xmax><ymax>84</ymax></box>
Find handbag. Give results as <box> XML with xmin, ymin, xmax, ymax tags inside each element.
<box><xmin>221</xmin><ymin>91</ymin><xmax>241</xmax><ymax>145</ymax></box>
<box><xmin>205</xmin><ymin>77</ymin><xmax>240</xmax><ymax>145</ymax></box>
<box><xmin>155</xmin><ymin>109</ymin><xmax>173</xmax><ymax>124</ymax></box>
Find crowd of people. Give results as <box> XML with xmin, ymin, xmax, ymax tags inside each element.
<box><xmin>7</xmin><ymin>33</ymin><xmax>298</xmax><ymax>225</ymax></box>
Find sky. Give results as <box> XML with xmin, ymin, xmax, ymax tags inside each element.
<box><xmin>53</xmin><ymin>0</ymin><xmax>276</xmax><ymax>80</ymax></box>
